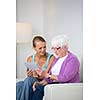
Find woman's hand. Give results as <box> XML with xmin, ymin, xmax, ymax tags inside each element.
<box><xmin>32</xmin><ymin>70</ymin><xmax>39</xmax><ymax>78</ymax></box>
<box><xmin>40</xmin><ymin>80</ymin><xmax>48</xmax><ymax>85</ymax></box>
<box><xmin>35</xmin><ymin>68</ymin><xmax>43</xmax><ymax>76</ymax></box>
<box><xmin>26</xmin><ymin>69</ymin><xmax>38</xmax><ymax>78</ymax></box>
<box><xmin>32</xmin><ymin>80</ymin><xmax>48</xmax><ymax>91</ymax></box>
<box><xmin>26</xmin><ymin>70</ymin><xmax>33</xmax><ymax>77</ymax></box>
<box><xmin>41</xmin><ymin>70</ymin><xmax>49</xmax><ymax>78</ymax></box>
<box><xmin>32</xmin><ymin>81</ymin><xmax>40</xmax><ymax>91</ymax></box>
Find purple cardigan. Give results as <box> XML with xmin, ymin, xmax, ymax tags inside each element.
<box><xmin>45</xmin><ymin>51</ymin><xmax>80</xmax><ymax>83</ymax></box>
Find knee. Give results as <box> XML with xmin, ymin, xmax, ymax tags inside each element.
<box><xmin>24</xmin><ymin>77</ymin><xmax>37</xmax><ymax>86</ymax></box>
<box><xmin>16</xmin><ymin>81</ymin><xmax>23</xmax><ymax>92</ymax></box>
<box><xmin>16</xmin><ymin>81</ymin><xmax>23</xmax><ymax>87</ymax></box>
<box><xmin>24</xmin><ymin>77</ymin><xmax>32</xmax><ymax>84</ymax></box>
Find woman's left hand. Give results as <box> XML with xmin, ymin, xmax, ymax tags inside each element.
<box><xmin>32</xmin><ymin>81</ymin><xmax>40</xmax><ymax>91</ymax></box>
<box><xmin>35</xmin><ymin>68</ymin><xmax>43</xmax><ymax>76</ymax></box>
<box><xmin>32</xmin><ymin>80</ymin><xmax>48</xmax><ymax>91</ymax></box>
<box><xmin>40</xmin><ymin>80</ymin><xmax>48</xmax><ymax>85</ymax></box>
<box><xmin>35</xmin><ymin>69</ymin><xmax>49</xmax><ymax>78</ymax></box>
<box><xmin>43</xmin><ymin>71</ymin><xmax>49</xmax><ymax>78</ymax></box>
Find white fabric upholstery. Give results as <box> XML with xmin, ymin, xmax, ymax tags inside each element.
<box><xmin>16</xmin><ymin>78</ymin><xmax>25</xmax><ymax>83</ymax></box>
<box><xmin>43</xmin><ymin>83</ymin><xmax>83</xmax><ymax>100</ymax></box>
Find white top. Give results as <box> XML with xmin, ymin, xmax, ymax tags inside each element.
<box><xmin>51</xmin><ymin>55</ymin><xmax>68</xmax><ymax>75</ymax></box>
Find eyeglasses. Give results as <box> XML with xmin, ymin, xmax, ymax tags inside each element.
<box><xmin>51</xmin><ymin>47</ymin><xmax>61</xmax><ymax>51</ymax></box>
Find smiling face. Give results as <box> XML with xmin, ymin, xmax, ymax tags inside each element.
<box><xmin>51</xmin><ymin>47</ymin><xmax>61</xmax><ymax>56</ymax></box>
<box><xmin>34</xmin><ymin>41</ymin><xmax>46</xmax><ymax>56</ymax></box>
<box><xmin>51</xmin><ymin>35</ymin><xmax>69</xmax><ymax>58</ymax></box>
<box><xmin>52</xmin><ymin>46</ymin><xmax>67</xmax><ymax>57</ymax></box>
<box><xmin>32</xmin><ymin>36</ymin><xmax>47</xmax><ymax>56</ymax></box>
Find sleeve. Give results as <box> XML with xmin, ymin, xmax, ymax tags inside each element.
<box><xmin>57</xmin><ymin>57</ymin><xmax>80</xmax><ymax>83</ymax></box>
<box><xmin>44</xmin><ymin>77</ymin><xmax>53</xmax><ymax>84</ymax></box>
<box><xmin>44</xmin><ymin>71</ymin><xmax>53</xmax><ymax>83</ymax></box>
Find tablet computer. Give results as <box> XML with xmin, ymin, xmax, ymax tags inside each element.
<box><xmin>24</xmin><ymin>62</ymin><xmax>39</xmax><ymax>70</ymax></box>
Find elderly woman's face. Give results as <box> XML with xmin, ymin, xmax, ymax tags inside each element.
<box><xmin>34</xmin><ymin>41</ymin><xmax>46</xmax><ymax>55</ymax></box>
<box><xmin>52</xmin><ymin>47</ymin><xmax>62</xmax><ymax>57</ymax></box>
<box><xmin>52</xmin><ymin>46</ymin><xmax>67</xmax><ymax>57</ymax></box>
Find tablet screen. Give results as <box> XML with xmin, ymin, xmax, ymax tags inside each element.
<box><xmin>24</xmin><ymin>62</ymin><xmax>39</xmax><ymax>70</ymax></box>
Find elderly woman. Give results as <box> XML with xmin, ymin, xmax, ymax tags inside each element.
<box><xmin>31</xmin><ymin>34</ymin><xmax>80</xmax><ymax>100</ymax></box>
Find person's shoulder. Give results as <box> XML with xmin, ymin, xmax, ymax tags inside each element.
<box><xmin>68</xmin><ymin>51</ymin><xmax>77</xmax><ymax>58</ymax></box>
<box><xmin>67</xmin><ymin>51</ymin><xmax>78</xmax><ymax>61</ymax></box>
<box><xmin>27</xmin><ymin>55</ymin><xmax>33</xmax><ymax>62</ymax></box>
<box><xmin>50</xmin><ymin>55</ymin><xmax>55</xmax><ymax>62</ymax></box>
<box><xmin>68</xmin><ymin>52</ymin><xmax>80</xmax><ymax>63</ymax></box>
<box><xmin>47</xmin><ymin>52</ymin><xmax>55</xmax><ymax>59</ymax></box>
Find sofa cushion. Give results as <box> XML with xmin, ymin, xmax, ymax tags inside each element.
<box><xmin>43</xmin><ymin>83</ymin><xmax>83</xmax><ymax>100</ymax></box>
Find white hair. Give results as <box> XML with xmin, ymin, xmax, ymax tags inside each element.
<box><xmin>51</xmin><ymin>34</ymin><xmax>69</xmax><ymax>48</ymax></box>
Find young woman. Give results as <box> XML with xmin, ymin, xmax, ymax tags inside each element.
<box><xmin>16</xmin><ymin>35</ymin><xmax>55</xmax><ymax>100</ymax></box>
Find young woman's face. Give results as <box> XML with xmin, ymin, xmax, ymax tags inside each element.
<box><xmin>34</xmin><ymin>41</ymin><xmax>46</xmax><ymax>56</ymax></box>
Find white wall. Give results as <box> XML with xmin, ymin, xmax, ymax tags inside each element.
<box><xmin>16</xmin><ymin>0</ymin><xmax>83</xmax><ymax>80</ymax></box>
<box><xmin>16</xmin><ymin>0</ymin><xmax>44</xmax><ymax>34</ymax></box>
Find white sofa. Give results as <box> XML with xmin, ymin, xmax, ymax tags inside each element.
<box><xmin>43</xmin><ymin>83</ymin><xmax>83</xmax><ymax>100</ymax></box>
<box><xmin>16</xmin><ymin>79</ymin><xmax>83</xmax><ymax>100</ymax></box>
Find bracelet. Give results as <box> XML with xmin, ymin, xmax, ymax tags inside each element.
<box><xmin>48</xmin><ymin>74</ymin><xmax>51</xmax><ymax>78</ymax></box>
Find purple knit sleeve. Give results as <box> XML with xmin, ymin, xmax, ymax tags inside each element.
<box><xmin>44</xmin><ymin>77</ymin><xmax>53</xmax><ymax>83</ymax></box>
<box><xmin>57</xmin><ymin>57</ymin><xmax>80</xmax><ymax>83</ymax></box>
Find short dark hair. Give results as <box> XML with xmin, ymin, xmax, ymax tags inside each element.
<box><xmin>32</xmin><ymin>36</ymin><xmax>46</xmax><ymax>47</ymax></box>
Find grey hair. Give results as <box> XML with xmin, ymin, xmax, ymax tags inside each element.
<box><xmin>51</xmin><ymin>34</ymin><xmax>69</xmax><ymax>48</ymax></box>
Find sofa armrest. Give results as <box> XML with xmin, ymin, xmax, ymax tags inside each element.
<box><xmin>43</xmin><ymin>83</ymin><xmax>83</xmax><ymax>100</ymax></box>
<box><xmin>16</xmin><ymin>78</ymin><xmax>25</xmax><ymax>83</ymax></box>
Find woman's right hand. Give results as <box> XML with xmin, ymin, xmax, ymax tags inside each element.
<box><xmin>26</xmin><ymin>69</ymin><xmax>33</xmax><ymax>77</ymax></box>
<box><xmin>26</xmin><ymin>69</ymin><xmax>39</xmax><ymax>78</ymax></box>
